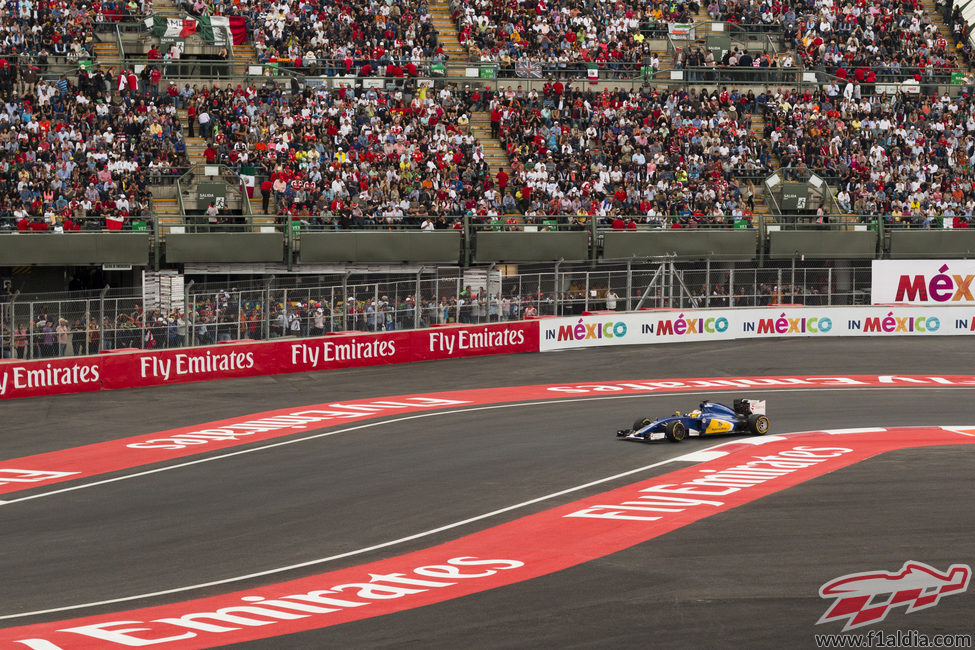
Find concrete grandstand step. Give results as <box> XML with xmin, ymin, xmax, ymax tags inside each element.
<box><xmin>427</xmin><ymin>0</ymin><xmax>472</xmax><ymax>66</ymax></box>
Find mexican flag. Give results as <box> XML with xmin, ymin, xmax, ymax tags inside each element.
<box><xmin>199</xmin><ymin>15</ymin><xmax>248</xmax><ymax>46</ymax></box>
<box><xmin>240</xmin><ymin>166</ymin><xmax>256</xmax><ymax>198</ymax></box>
<box><xmin>586</xmin><ymin>62</ymin><xmax>599</xmax><ymax>83</ymax></box>
<box><xmin>106</xmin><ymin>215</ymin><xmax>124</xmax><ymax>231</ymax></box>
<box><xmin>147</xmin><ymin>17</ymin><xmax>187</xmax><ymax>39</ymax></box>
<box><xmin>147</xmin><ymin>15</ymin><xmax>247</xmax><ymax>46</ymax></box>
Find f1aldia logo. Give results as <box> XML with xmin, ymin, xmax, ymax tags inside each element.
<box><xmin>817</xmin><ymin>561</ymin><xmax>971</xmax><ymax>631</ymax></box>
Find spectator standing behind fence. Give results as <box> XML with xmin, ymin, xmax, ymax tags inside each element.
<box><xmin>56</xmin><ymin>318</ymin><xmax>71</xmax><ymax>356</ymax></box>
<box><xmin>14</xmin><ymin>323</ymin><xmax>27</xmax><ymax>358</ymax></box>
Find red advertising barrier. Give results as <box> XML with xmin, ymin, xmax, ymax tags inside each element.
<box><xmin>0</xmin><ymin>322</ymin><xmax>538</xmax><ymax>400</ymax></box>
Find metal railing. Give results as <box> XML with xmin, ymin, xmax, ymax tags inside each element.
<box><xmin>0</xmin><ymin>260</ymin><xmax>872</xmax><ymax>359</ymax></box>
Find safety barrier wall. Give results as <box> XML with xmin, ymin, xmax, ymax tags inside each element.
<box><xmin>538</xmin><ymin>306</ymin><xmax>975</xmax><ymax>351</ymax></box>
<box><xmin>0</xmin><ymin>322</ymin><xmax>537</xmax><ymax>400</ymax></box>
<box><xmin>2</xmin><ymin>306</ymin><xmax>972</xmax><ymax>400</ymax></box>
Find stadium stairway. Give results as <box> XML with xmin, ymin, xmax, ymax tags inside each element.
<box><xmin>428</xmin><ymin>0</ymin><xmax>471</xmax><ymax>76</ymax></box>
<box><xmin>151</xmin><ymin>195</ymin><xmax>182</xmax><ymax>233</ymax></box>
<box><xmin>748</xmin><ymin>111</ymin><xmax>774</xmax><ymax>220</ymax></box>
<box><xmin>93</xmin><ymin>40</ymin><xmax>122</xmax><ymax>70</ymax></box>
<box><xmin>232</xmin><ymin>42</ymin><xmax>257</xmax><ymax>77</ymax></box>
<box><xmin>922</xmin><ymin>0</ymin><xmax>954</xmax><ymax>42</ymax></box>
<box><xmin>151</xmin><ymin>0</ymin><xmax>181</xmax><ymax>18</ymax></box>
<box><xmin>468</xmin><ymin>112</ymin><xmax>513</xmax><ymax>180</ymax></box>
<box><xmin>921</xmin><ymin>0</ymin><xmax>971</xmax><ymax>71</ymax></box>
<box><xmin>171</xmin><ymin>108</ymin><xmax>277</xmax><ymax>229</ymax></box>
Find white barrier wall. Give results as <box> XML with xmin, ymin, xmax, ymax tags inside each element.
<box><xmin>872</xmin><ymin>260</ymin><xmax>975</xmax><ymax>304</ymax></box>
<box><xmin>538</xmin><ymin>306</ymin><xmax>975</xmax><ymax>351</ymax></box>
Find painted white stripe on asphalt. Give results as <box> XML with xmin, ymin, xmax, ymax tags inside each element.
<box><xmin>673</xmin><ymin>450</ymin><xmax>729</xmax><ymax>462</ymax></box>
<box><xmin>0</xmin><ymin>450</ymin><xmax>696</xmax><ymax>621</ymax></box>
<box><xmin>821</xmin><ymin>428</ymin><xmax>888</xmax><ymax>435</ymax></box>
<box><xmin>942</xmin><ymin>426</ymin><xmax>975</xmax><ymax>437</ymax></box>
<box><xmin>0</xmin><ymin>390</ymin><xmax>971</xmax><ymax>621</ymax></box>
<box><xmin>714</xmin><ymin>435</ymin><xmax>788</xmax><ymax>446</ymax></box>
<box><xmin>2</xmin><ymin>386</ymin><xmax>961</xmax><ymax>508</ymax></box>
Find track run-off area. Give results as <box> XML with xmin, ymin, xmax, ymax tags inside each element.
<box><xmin>1</xmin><ymin>339</ymin><xmax>974</xmax><ymax>648</ymax></box>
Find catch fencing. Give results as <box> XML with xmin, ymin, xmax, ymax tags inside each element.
<box><xmin>0</xmin><ymin>262</ymin><xmax>872</xmax><ymax>360</ymax></box>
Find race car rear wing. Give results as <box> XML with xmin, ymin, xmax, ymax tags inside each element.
<box><xmin>746</xmin><ymin>399</ymin><xmax>766</xmax><ymax>415</ymax></box>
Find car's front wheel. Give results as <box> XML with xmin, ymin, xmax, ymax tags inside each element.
<box><xmin>665</xmin><ymin>420</ymin><xmax>687</xmax><ymax>442</ymax></box>
<box><xmin>633</xmin><ymin>417</ymin><xmax>652</xmax><ymax>431</ymax></box>
<box><xmin>747</xmin><ymin>414</ymin><xmax>770</xmax><ymax>435</ymax></box>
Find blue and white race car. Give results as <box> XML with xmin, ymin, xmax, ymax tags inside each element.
<box><xmin>617</xmin><ymin>398</ymin><xmax>770</xmax><ymax>443</ymax></box>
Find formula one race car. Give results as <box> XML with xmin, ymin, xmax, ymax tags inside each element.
<box><xmin>617</xmin><ymin>399</ymin><xmax>770</xmax><ymax>443</ymax></box>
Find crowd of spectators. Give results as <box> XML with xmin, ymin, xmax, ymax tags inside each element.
<box><xmin>492</xmin><ymin>83</ymin><xmax>769</xmax><ymax>226</ymax></box>
<box><xmin>0</xmin><ymin>284</ymin><xmax>560</xmax><ymax>357</ymax></box>
<box><xmin>2</xmin><ymin>272</ymin><xmax>848</xmax><ymax>358</ymax></box>
<box><xmin>178</xmin><ymin>0</ymin><xmax>442</xmax><ymax>77</ymax></box>
<box><xmin>762</xmin><ymin>86</ymin><xmax>975</xmax><ymax>226</ymax></box>
<box><xmin>446</xmin><ymin>0</ymin><xmax>697</xmax><ymax>75</ymax></box>
<box><xmin>0</xmin><ymin>61</ymin><xmax>189</xmax><ymax>232</ymax></box>
<box><xmin>187</xmin><ymin>80</ymin><xmax>509</xmax><ymax>225</ymax></box>
<box><xmin>782</xmin><ymin>0</ymin><xmax>964</xmax><ymax>84</ymax></box>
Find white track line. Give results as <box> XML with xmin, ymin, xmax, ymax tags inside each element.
<box><xmin>0</xmin><ymin>452</ymin><xmax>691</xmax><ymax>621</ymax></box>
<box><xmin>1</xmin><ymin>386</ymin><xmax>973</xmax><ymax>621</ymax></box>
<box><xmin>3</xmin><ymin>386</ymin><xmax>970</xmax><ymax>507</ymax></box>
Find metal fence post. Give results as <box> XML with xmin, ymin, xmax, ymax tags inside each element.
<box><xmin>8</xmin><ymin>290</ymin><xmax>18</xmax><ymax>359</ymax></box>
<box><xmin>99</xmin><ymin>286</ymin><xmax>109</xmax><ymax>352</ymax></box>
<box><xmin>264</xmin><ymin>276</ymin><xmax>274</xmax><ymax>339</ymax></box>
<box><xmin>282</xmin><ymin>289</ymin><xmax>289</xmax><ymax>337</ymax></box>
<box><xmin>455</xmin><ymin>276</ymin><xmax>461</xmax><ymax>323</ymax></box>
<box><xmin>584</xmin><ymin>271</ymin><xmax>590</xmax><ymax>312</ymax></box>
<box><xmin>626</xmin><ymin>258</ymin><xmax>633</xmax><ymax>311</ymax></box>
<box><xmin>705</xmin><ymin>257</ymin><xmax>711</xmax><ymax>308</ymax></box>
<box><xmin>184</xmin><ymin>280</ymin><xmax>195</xmax><ymax>347</ymax></box>
<box><xmin>791</xmin><ymin>252</ymin><xmax>797</xmax><ymax>303</ymax></box>
<box><xmin>462</xmin><ymin>215</ymin><xmax>471</xmax><ymax>267</ymax></box>
<box><xmin>828</xmin><ymin>268</ymin><xmax>833</xmax><ymax>306</ymax></box>
<box><xmin>729</xmin><ymin>268</ymin><xmax>735</xmax><ymax>307</ymax></box>
<box><xmin>554</xmin><ymin>258</ymin><xmax>563</xmax><ymax>315</ymax></box>
<box><xmin>414</xmin><ymin>268</ymin><xmax>422</xmax><ymax>330</ymax></box>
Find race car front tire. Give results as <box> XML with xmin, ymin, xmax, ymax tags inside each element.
<box><xmin>664</xmin><ymin>420</ymin><xmax>687</xmax><ymax>442</ymax></box>
<box><xmin>747</xmin><ymin>414</ymin><xmax>770</xmax><ymax>435</ymax></box>
<box><xmin>633</xmin><ymin>417</ymin><xmax>653</xmax><ymax>431</ymax></box>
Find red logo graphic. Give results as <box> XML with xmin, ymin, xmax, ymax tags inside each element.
<box><xmin>818</xmin><ymin>561</ymin><xmax>971</xmax><ymax>631</ymax></box>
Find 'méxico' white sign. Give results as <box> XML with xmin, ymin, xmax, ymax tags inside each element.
<box><xmin>871</xmin><ymin>260</ymin><xmax>975</xmax><ymax>304</ymax></box>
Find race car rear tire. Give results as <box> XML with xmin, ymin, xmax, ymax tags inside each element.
<box><xmin>664</xmin><ymin>420</ymin><xmax>687</xmax><ymax>442</ymax></box>
<box><xmin>633</xmin><ymin>417</ymin><xmax>653</xmax><ymax>431</ymax></box>
<box><xmin>747</xmin><ymin>414</ymin><xmax>770</xmax><ymax>435</ymax></box>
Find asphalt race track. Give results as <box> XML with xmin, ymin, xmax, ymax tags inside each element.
<box><xmin>2</xmin><ymin>338</ymin><xmax>975</xmax><ymax>648</ymax></box>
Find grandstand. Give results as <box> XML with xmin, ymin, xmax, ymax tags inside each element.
<box><xmin>3</xmin><ymin>0</ymin><xmax>975</xmax><ymax>354</ymax></box>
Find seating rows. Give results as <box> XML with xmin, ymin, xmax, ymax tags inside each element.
<box><xmin>763</xmin><ymin>86</ymin><xmax>975</xmax><ymax>225</ymax></box>
<box><xmin>491</xmin><ymin>84</ymin><xmax>769</xmax><ymax>225</ymax></box>
<box><xmin>446</xmin><ymin>0</ymin><xmax>700</xmax><ymax>74</ymax></box>
<box><xmin>0</xmin><ymin>71</ymin><xmax>186</xmax><ymax>232</ymax></box>
<box><xmin>179</xmin><ymin>0</ymin><xmax>442</xmax><ymax>76</ymax></box>
<box><xmin>191</xmin><ymin>82</ymin><xmax>495</xmax><ymax>225</ymax></box>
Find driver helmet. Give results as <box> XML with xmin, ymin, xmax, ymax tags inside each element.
<box><xmin>688</xmin><ymin>409</ymin><xmax>702</xmax><ymax>418</ymax></box>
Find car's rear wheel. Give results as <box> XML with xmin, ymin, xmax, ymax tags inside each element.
<box><xmin>747</xmin><ymin>414</ymin><xmax>770</xmax><ymax>435</ymax></box>
<box><xmin>633</xmin><ymin>417</ymin><xmax>652</xmax><ymax>431</ymax></box>
<box><xmin>665</xmin><ymin>420</ymin><xmax>687</xmax><ymax>442</ymax></box>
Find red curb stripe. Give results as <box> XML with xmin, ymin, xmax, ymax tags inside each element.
<box><xmin>2</xmin><ymin>427</ymin><xmax>971</xmax><ymax>648</ymax></box>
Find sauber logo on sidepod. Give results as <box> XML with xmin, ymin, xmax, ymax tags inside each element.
<box><xmin>817</xmin><ymin>561</ymin><xmax>971</xmax><ymax>631</ymax></box>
